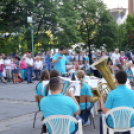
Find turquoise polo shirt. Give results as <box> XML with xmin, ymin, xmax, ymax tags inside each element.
<box><xmin>105</xmin><ymin>85</ymin><xmax>134</xmax><ymax>128</ymax></box>
<box><xmin>80</xmin><ymin>82</ymin><xmax>93</xmax><ymax>110</ymax></box>
<box><xmin>85</xmin><ymin>56</ymin><xmax>89</xmax><ymax>62</ymax></box>
<box><xmin>126</xmin><ymin>69</ymin><xmax>133</xmax><ymax>80</ymax></box>
<box><xmin>40</xmin><ymin>94</ymin><xmax>78</xmax><ymax>134</ymax></box>
<box><xmin>52</xmin><ymin>53</ymin><xmax>69</xmax><ymax>73</ymax></box>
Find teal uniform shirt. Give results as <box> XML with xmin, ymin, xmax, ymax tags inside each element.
<box><xmin>105</xmin><ymin>85</ymin><xmax>134</xmax><ymax>128</ymax></box>
<box><xmin>40</xmin><ymin>94</ymin><xmax>78</xmax><ymax>134</ymax></box>
<box><xmin>52</xmin><ymin>53</ymin><xmax>69</xmax><ymax>73</ymax></box>
<box><xmin>80</xmin><ymin>82</ymin><xmax>93</xmax><ymax>110</ymax></box>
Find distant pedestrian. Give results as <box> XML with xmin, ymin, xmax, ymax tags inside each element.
<box><xmin>4</xmin><ymin>55</ymin><xmax>12</xmax><ymax>82</ymax></box>
<box><xmin>26</xmin><ymin>53</ymin><xmax>33</xmax><ymax>83</ymax></box>
<box><xmin>20</xmin><ymin>56</ymin><xmax>27</xmax><ymax>80</ymax></box>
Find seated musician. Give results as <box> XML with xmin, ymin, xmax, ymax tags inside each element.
<box><xmin>99</xmin><ymin>70</ymin><xmax>134</xmax><ymax>134</ymax></box>
<box><xmin>43</xmin><ymin>69</ymin><xmax>60</xmax><ymax>96</ymax></box>
<box><xmin>40</xmin><ymin>77</ymin><xmax>81</xmax><ymax>134</ymax></box>
<box><xmin>35</xmin><ymin>70</ymin><xmax>50</xmax><ymax>96</ymax></box>
<box><xmin>77</xmin><ymin>70</ymin><xmax>94</xmax><ymax>126</ymax></box>
<box><xmin>42</xmin><ymin>69</ymin><xmax>69</xmax><ymax>96</ymax></box>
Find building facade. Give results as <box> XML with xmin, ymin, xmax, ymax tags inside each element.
<box><xmin>128</xmin><ymin>0</ymin><xmax>134</xmax><ymax>15</ymax></box>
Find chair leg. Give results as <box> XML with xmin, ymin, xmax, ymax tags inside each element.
<box><xmin>131</xmin><ymin>127</ymin><xmax>134</xmax><ymax>134</ymax></box>
<box><xmin>102</xmin><ymin>116</ymin><xmax>107</xmax><ymax>134</ymax></box>
<box><xmin>109</xmin><ymin>128</ymin><xmax>114</xmax><ymax>134</ymax></box>
<box><xmin>77</xmin><ymin>120</ymin><xmax>83</xmax><ymax>134</ymax></box>
<box><xmin>92</xmin><ymin>117</ymin><xmax>95</xmax><ymax>129</ymax></box>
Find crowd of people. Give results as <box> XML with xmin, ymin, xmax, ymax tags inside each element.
<box><xmin>1</xmin><ymin>46</ymin><xmax>134</xmax><ymax>134</ymax></box>
<box><xmin>0</xmin><ymin>46</ymin><xmax>134</xmax><ymax>84</ymax></box>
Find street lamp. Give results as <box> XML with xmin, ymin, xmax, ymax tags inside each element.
<box><xmin>27</xmin><ymin>17</ymin><xmax>34</xmax><ymax>57</ymax></box>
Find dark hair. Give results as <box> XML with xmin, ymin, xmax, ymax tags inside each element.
<box><xmin>50</xmin><ymin>69</ymin><xmax>60</xmax><ymax>79</ymax></box>
<box><xmin>59</xmin><ymin>45</ymin><xmax>66</xmax><ymax>51</ymax></box>
<box><xmin>115</xmin><ymin>70</ymin><xmax>127</xmax><ymax>84</ymax></box>
<box><xmin>115</xmin><ymin>64</ymin><xmax>124</xmax><ymax>70</ymax></box>
<box><xmin>107</xmin><ymin>60</ymin><xmax>113</xmax><ymax>65</ymax></box>
<box><xmin>40</xmin><ymin>70</ymin><xmax>50</xmax><ymax>81</ymax></box>
<box><xmin>49</xmin><ymin>77</ymin><xmax>60</xmax><ymax>91</ymax></box>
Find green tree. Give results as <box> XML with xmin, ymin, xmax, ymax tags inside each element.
<box><xmin>75</xmin><ymin>0</ymin><xmax>118</xmax><ymax>62</ymax></box>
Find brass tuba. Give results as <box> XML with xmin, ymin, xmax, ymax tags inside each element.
<box><xmin>90</xmin><ymin>57</ymin><xmax>116</xmax><ymax>102</ymax></box>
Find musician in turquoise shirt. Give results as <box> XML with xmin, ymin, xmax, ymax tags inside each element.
<box><xmin>40</xmin><ymin>77</ymin><xmax>80</xmax><ymax>134</ymax></box>
<box><xmin>52</xmin><ymin>46</ymin><xmax>69</xmax><ymax>74</ymax></box>
<box><xmin>77</xmin><ymin>70</ymin><xmax>93</xmax><ymax>126</ymax></box>
<box><xmin>100</xmin><ymin>70</ymin><xmax>134</xmax><ymax>134</ymax></box>
<box><xmin>35</xmin><ymin>70</ymin><xmax>50</xmax><ymax>96</ymax></box>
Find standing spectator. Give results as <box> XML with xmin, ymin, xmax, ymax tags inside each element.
<box><xmin>45</xmin><ymin>51</ymin><xmax>51</xmax><ymax>71</ymax></box>
<box><xmin>35</xmin><ymin>56</ymin><xmax>43</xmax><ymax>81</ymax></box>
<box><xmin>101</xmin><ymin>51</ymin><xmax>107</xmax><ymax>58</ymax></box>
<box><xmin>75</xmin><ymin>51</ymin><xmax>84</xmax><ymax>62</ymax></box>
<box><xmin>0</xmin><ymin>54</ymin><xmax>6</xmax><ymax>83</ymax></box>
<box><xmin>2</xmin><ymin>53</ymin><xmax>6</xmax><ymax>60</ymax></box>
<box><xmin>126</xmin><ymin>62</ymin><xmax>134</xmax><ymax>82</ymax></box>
<box><xmin>85</xmin><ymin>53</ymin><xmax>89</xmax><ymax>64</ymax></box>
<box><xmin>4</xmin><ymin>55</ymin><xmax>12</xmax><ymax>82</ymax></box>
<box><xmin>84</xmin><ymin>60</ymin><xmax>90</xmax><ymax>75</ymax></box>
<box><xmin>12</xmin><ymin>56</ymin><xmax>19</xmax><ymax>84</ymax></box>
<box><xmin>20</xmin><ymin>56</ymin><xmax>27</xmax><ymax>80</ymax></box>
<box><xmin>111</xmin><ymin>49</ymin><xmax>120</xmax><ymax>65</ymax></box>
<box><xmin>52</xmin><ymin>46</ymin><xmax>69</xmax><ymax>74</ymax></box>
<box><xmin>120</xmin><ymin>51</ymin><xmax>128</xmax><ymax>65</ymax></box>
<box><xmin>125</xmin><ymin>49</ymin><xmax>132</xmax><ymax>61</ymax></box>
<box><xmin>26</xmin><ymin>53</ymin><xmax>33</xmax><ymax>84</ymax></box>
<box><xmin>132</xmin><ymin>51</ymin><xmax>134</xmax><ymax>64</ymax></box>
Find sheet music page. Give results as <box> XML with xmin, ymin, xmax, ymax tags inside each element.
<box><xmin>88</xmin><ymin>79</ymin><xmax>98</xmax><ymax>89</ymax></box>
<box><xmin>69</xmin><ymin>82</ymin><xmax>80</xmax><ymax>96</ymax></box>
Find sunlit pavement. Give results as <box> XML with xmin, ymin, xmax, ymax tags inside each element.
<box><xmin>0</xmin><ymin>82</ymin><xmax>100</xmax><ymax>134</ymax></box>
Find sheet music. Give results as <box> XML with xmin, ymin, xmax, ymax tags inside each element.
<box><xmin>88</xmin><ymin>79</ymin><xmax>98</xmax><ymax>89</ymax></box>
<box><xmin>42</xmin><ymin>80</ymin><xmax>49</xmax><ymax>94</ymax></box>
<box><xmin>69</xmin><ymin>82</ymin><xmax>81</xmax><ymax>96</ymax></box>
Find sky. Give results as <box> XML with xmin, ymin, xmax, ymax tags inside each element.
<box><xmin>103</xmin><ymin>0</ymin><xmax>128</xmax><ymax>8</ymax></box>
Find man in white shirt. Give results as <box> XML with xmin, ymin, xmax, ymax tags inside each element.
<box><xmin>4</xmin><ymin>55</ymin><xmax>12</xmax><ymax>82</ymax></box>
<box><xmin>25</xmin><ymin>53</ymin><xmax>33</xmax><ymax>83</ymax></box>
<box><xmin>111</xmin><ymin>49</ymin><xmax>120</xmax><ymax>65</ymax></box>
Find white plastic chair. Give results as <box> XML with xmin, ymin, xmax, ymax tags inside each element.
<box><xmin>102</xmin><ymin>107</ymin><xmax>134</xmax><ymax>134</ymax></box>
<box><xmin>42</xmin><ymin>115</ymin><xmax>83</xmax><ymax>134</ymax></box>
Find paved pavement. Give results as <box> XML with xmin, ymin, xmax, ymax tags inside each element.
<box><xmin>0</xmin><ymin>81</ymin><xmax>100</xmax><ymax>134</ymax></box>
